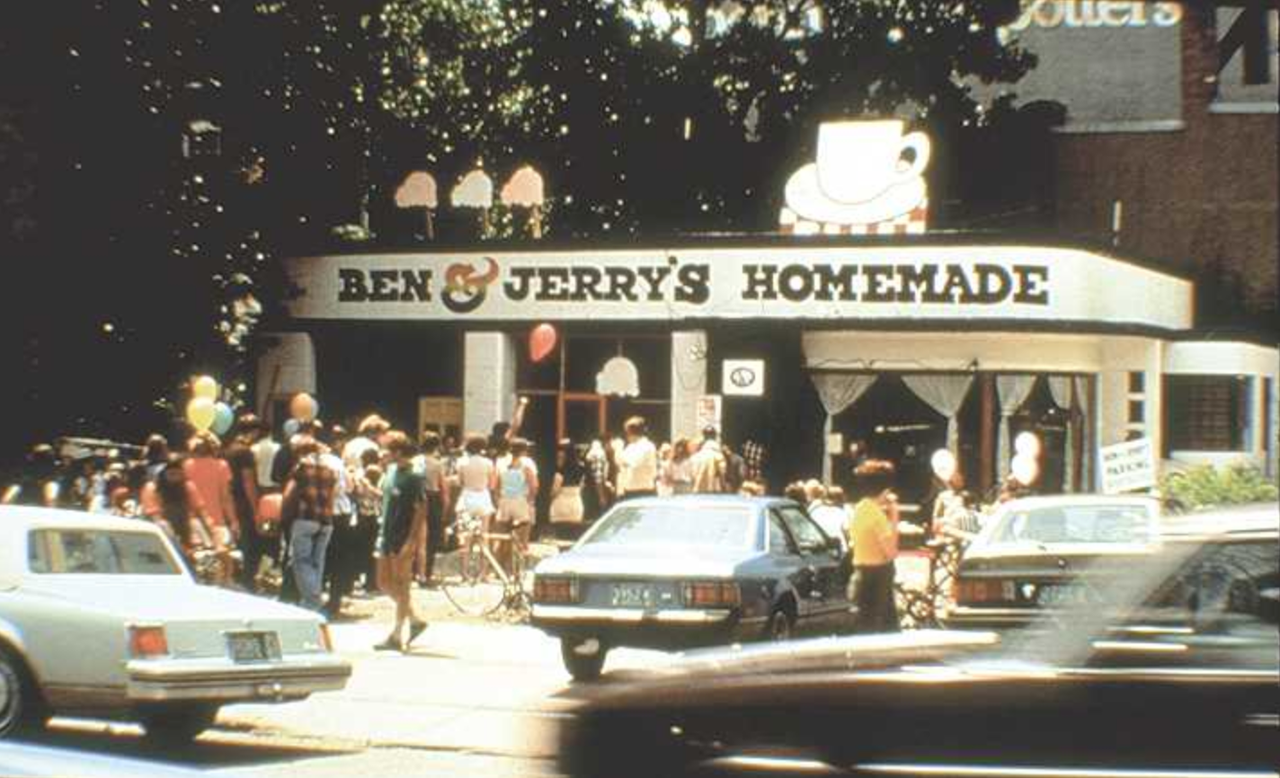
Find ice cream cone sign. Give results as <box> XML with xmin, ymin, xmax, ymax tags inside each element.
<box><xmin>395</xmin><ymin>171</ymin><xmax>439</xmax><ymax>240</ymax></box>
<box><xmin>452</xmin><ymin>169</ymin><xmax>495</xmax><ymax>237</ymax></box>
<box><xmin>500</xmin><ymin>166</ymin><xmax>546</xmax><ymax>238</ymax></box>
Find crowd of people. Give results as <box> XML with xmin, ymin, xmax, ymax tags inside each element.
<box><xmin>3</xmin><ymin>397</ymin><xmax>1019</xmax><ymax>638</ymax></box>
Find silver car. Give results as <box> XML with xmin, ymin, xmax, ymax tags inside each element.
<box><xmin>0</xmin><ymin>506</ymin><xmax>351</xmax><ymax>741</ymax></box>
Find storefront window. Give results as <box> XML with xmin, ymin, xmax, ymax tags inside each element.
<box><xmin>1164</xmin><ymin>375</ymin><xmax>1251</xmax><ymax>452</ymax></box>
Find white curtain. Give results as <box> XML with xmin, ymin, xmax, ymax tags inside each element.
<box><xmin>810</xmin><ymin>373</ymin><xmax>878</xmax><ymax>483</ymax></box>
<box><xmin>1047</xmin><ymin>375</ymin><xmax>1075</xmax><ymax>492</ymax></box>
<box><xmin>997</xmin><ymin>374</ymin><xmax>1040</xmax><ymax>481</ymax></box>
<box><xmin>902</xmin><ymin>374</ymin><xmax>973</xmax><ymax>456</ymax></box>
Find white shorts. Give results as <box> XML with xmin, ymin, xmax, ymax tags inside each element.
<box><xmin>458</xmin><ymin>489</ymin><xmax>495</xmax><ymax>519</ymax></box>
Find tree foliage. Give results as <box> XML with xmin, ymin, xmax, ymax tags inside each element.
<box><xmin>370</xmin><ymin>0</ymin><xmax>1035</xmax><ymax>234</ymax></box>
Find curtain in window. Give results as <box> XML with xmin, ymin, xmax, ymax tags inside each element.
<box><xmin>902</xmin><ymin>374</ymin><xmax>973</xmax><ymax>456</ymax></box>
<box><xmin>810</xmin><ymin>373</ymin><xmax>878</xmax><ymax>483</ymax></box>
<box><xmin>997</xmin><ymin>374</ymin><xmax>1040</xmax><ymax>481</ymax></box>
<box><xmin>1047</xmin><ymin>375</ymin><xmax>1075</xmax><ymax>492</ymax></box>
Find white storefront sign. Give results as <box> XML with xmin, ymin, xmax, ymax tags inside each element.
<box><xmin>284</xmin><ymin>245</ymin><xmax>1192</xmax><ymax>331</ymax></box>
<box><xmin>722</xmin><ymin>359</ymin><xmax>765</xmax><ymax>397</ymax></box>
<box><xmin>1099</xmin><ymin>438</ymin><xmax>1157</xmax><ymax>494</ymax></box>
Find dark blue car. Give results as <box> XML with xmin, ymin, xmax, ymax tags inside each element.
<box><xmin>530</xmin><ymin>496</ymin><xmax>851</xmax><ymax>680</ymax></box>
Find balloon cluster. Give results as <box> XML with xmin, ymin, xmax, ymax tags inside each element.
<box><xmin>185</xmin><ymin>376</ymin><xmax>235</xmax><ymax>437</ymax></box>
<box><xmin>1011</xmin><ymin>431</ymin><xmax>1041</xmax><ymax>486</ymax></box>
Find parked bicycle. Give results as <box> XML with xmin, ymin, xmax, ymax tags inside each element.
<box><xmin>441</xmin><ymin>510</ymin><xmax>532</xmax><ymax>622</ymax></box>
<box><xmin>895</xmin><ymin>536</ymin><xmax>967</xmax><ymax>629</ymax></box>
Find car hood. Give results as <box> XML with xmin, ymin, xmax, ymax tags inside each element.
<box><xmin>535</xmin><ymin>544</ymin><xmax>753</xmax><ymax>578</ymax></box>
<box><xmin>20</xmin><ymin>575</ymin><xmax>321</xmax><ymax>623</ymax></box>
<box><xmin>0</xmin><ymin>743</ymin><xmax>202</xmax><ymax>778</ymax></box>
<box><xmin>553</xmin><ymin>630</ymin><xmax>1002</xmax><ymax>710</ymax></box>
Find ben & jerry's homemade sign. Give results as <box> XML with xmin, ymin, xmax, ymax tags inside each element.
<box><xmin>284</xmin><ymin>245</ymin><xmax>1192</xmax><ymax>330</ymax></box>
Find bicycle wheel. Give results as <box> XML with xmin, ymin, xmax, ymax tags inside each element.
<box><xmin>442</xmin><ymin>539</ymin><xmax>505</xmax><ymax>616</ymax></box>
<box><xmin>895</xmin><ymin>586</ymin><xmax>936</xmax><ymax>630</ymax></box>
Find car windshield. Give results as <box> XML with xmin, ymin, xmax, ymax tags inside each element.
<box><xmin>582</xmin><ymin>504</ymin><xmax>756</xmax><ymax>550</ymax></box>
<box><xmin>989</xmin><ymin>503</ymin><xmax>1155</xmax><ymax>545</ymax></box>
<box><xmin>28</xmin><ymin>528</ymin><xmax>183</xmax><ymax>575</ymax></box>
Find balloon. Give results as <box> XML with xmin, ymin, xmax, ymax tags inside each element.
<box><xmin>283</xmin><ymin>418</ymin><xmax>301</xmax><ymax>439</ymax></box>
<box><xmin>1011</xmin><ymin>452</ymin><xmax>1040</xmax><ymax>486</ymax></box>
<box><xmin>529</xmin><ymin>323</ymin><xmax>558</xmax><ymax>363</ymax></box>
<box><xmin>192</xmin><ymin>375</ymin><xmax>219</xmax><ymax>401</ymax></box>
<box><xmin>186</xmin><ymin>397</ymin><xmax>216</xmax><ymax>432</ymax></box>
<box><xmin>211</xmin><ymin>402</ymin><xmax>234</xmax><ymax>436</ymax></box>
<box><xmin>289</xmin><ymin>392</ymin><xmax>318</xmax><ymax>422</ymax></box>
<box><xmin>1014</xmin><ymin>431</ymin><xmax>1041</xmax><ymax>458</ymax></box>
<box><xmin>930</xmin><ymin>449</ymin><xmax>957</xmax><ymax>483</ymax></box>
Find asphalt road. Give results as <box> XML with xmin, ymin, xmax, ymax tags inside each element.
<box><xmin>11</xmin><ymin>556</ymin><xmax>936</xmax><ymax>777</ymax></box>
<box><xmin>13</xmin><ymin>602</ymin><xmax>673</xmax><ymax>778</ymax></box>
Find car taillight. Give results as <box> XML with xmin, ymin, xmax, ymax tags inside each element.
<box><xmin>128</xmin><ymin>625</ymin><xmax>169</xmax><ymax>658</ymax></box>
<box><xmin>318</xmin><ymin>623</ymin><xmax>334</xmax><ymax>652</ymax></box>
<box><xmin>682</xmin><ymin>581</ymin><xmax>741</xmax><ymax>608</ymax></box>
<box><xmin>534</xmin><ymin>577</ymin><xmax>580</xmax><ymax>604</ymax></box>
<box><xmin>955</xmin><ymin>579</ymin><xmax>1011</xmax><ymax>604</ymax></box>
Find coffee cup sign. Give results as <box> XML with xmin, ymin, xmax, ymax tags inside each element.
<box><xmin>816</xmin><ymin>120</ymin><xmax>931</xmax><ymax>205</ymax></box>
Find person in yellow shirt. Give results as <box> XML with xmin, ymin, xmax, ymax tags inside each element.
<box><xmin>844</xmin><ymin>459</ymin><xmax>900</xmax><ymax>633</ymax></box>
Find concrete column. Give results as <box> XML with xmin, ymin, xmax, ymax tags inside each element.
<box><xmin>463</xmin><ymin>331</ymin><xmax>517</xmax><ymax>437</ymax></box>
<box><xmin>670</xmin><ymin>330</ymin><xmax>708</xmax><ymax>441</ymax></box>
<box><xmin>255</xmin><ymin>332</ymin><xmax>316</xmax><ymax>417</ymax></box>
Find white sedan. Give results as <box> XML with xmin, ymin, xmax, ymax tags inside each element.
<box><xmin>0</xmin><ymin>506</ymin><xmax>350</xmax><ymax>741</ymax></box>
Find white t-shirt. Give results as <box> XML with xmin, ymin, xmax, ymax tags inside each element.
<box><xmin>251</xmin><ymin>438</ymin><xmax>281</xmax><ymax>489</ymax></box>
<box><xmin>809</xmin><ymin>503</ymin><xmax>851</xmax><ymax>551</ymax></box>
<box><xmin>342</xmin><ymin>436</ymin><xmax>380</xmax><ymax>472</ymax></box>
<box><xmin>618</xmin><ymin>437</ymin><xmax>658</xmax><ymax>494</ymax></box>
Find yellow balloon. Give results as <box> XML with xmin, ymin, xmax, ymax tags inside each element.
<box><xmin>192</xmin><ymin>375</ymin><xmax>219</xmax><ymax>401</ymax></box>
<box><xmin>187</xmin><ymin>397</ymin><xmax>216</xmax><ymax>432</ymax></box>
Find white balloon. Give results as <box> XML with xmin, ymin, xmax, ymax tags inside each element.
<box><xmin>930</xmin><ymin>449</ymin><xmax>957</xmax><ymax>482</ymax></box>
<box><xmin>1014</xmin><ymin>431</ymin><xmax>1041</xmax><ymax>458</ymax></box>
<box><xmin>1011</xmin><ymin>452</ymin><xmax>1040</xmax><ymax>486</ymax></box>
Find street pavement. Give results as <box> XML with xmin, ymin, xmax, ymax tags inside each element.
<box><xmin>21</xmin><ymin>553</ymin><xmax>935</xmax><ymax>777</ymax></box>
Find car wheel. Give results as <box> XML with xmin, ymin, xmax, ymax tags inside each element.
<box><xmin>561</xmin><ymin>637</ymin><xmax>608</xmax><ymax>681</ymax></box>
<box><xmin>141</xmin><ymin>703</ymin><xmax>220</xmax><ymax>743</ymax></box>
<box><xmin>0</xmin><ymin>648</ymin><xmax>46</xmax><ymax>739</ymax></box>
<box><xmin>765</xmin><ymin>607</ymin><xmax>795</xmax><ymax>641</ymax></box>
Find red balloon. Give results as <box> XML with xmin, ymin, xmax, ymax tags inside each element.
<box><xmin>530</xmin><ymin>323</ymin><xmax>558</xmax><ymax>363</ymax></box>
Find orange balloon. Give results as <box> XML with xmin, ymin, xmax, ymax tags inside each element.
<box><xmin>530</xmin><ymin>323</ymin><xmax>558</xmax><ymax>363</ymax></box>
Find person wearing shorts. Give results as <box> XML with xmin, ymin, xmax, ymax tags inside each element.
<box><xmin>455</xmin><ymin>434</ymin><xmax>497</xmax><ymax>575</ymax></box>
<box><xmin>496</xmin><ymin>438</ymin><xmax>538</xmax><ymax>575</ymax></box>
<box><xmin>374</xmin><ymin>432</ymin><xmax>428</xmax><ymax>652</ymax></box>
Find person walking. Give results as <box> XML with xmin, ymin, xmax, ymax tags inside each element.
<box><xmin>413</xmin><ymin>431</ymin><xmax>450</xmax><ymax>587</ymax></box>
<box><xmin>549</xmin><ymin>440</ymin><xmax>586</xmax><ymax>542</ymax></box>
<box><xmin>281</xmin><ymin>451</ymin><xmax>337</xmax><ymax>612</ymax></box>
<box><xmin>616</xmin><ymin>417</ymin><xmax>658</xmax><ymax>499</ymax></box>
<box><xmin>183</xmin><ymin>433</ymin><xmax>239</xmax><ymax>586</ymax></box>
<box><xmin>374</xmin><ymin>432</ymin><xmax>428</xmax><ymax>652</ymax></box>
<box><xmin>846</xmin><ymin>460</ymin><xmax>901</xmax><ymax>633</ymax></box>
<box><xmin>320</xmin><ymin>427</ymin><xmax>356</xmax><ymax>618</ymax></box>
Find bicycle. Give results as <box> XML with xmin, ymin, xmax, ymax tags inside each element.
<box><xmin>441</xmin><ymin>511</ymin><xmax>533</xmax><ymax>622</ymax></box>
<box><xmin>895</xmin><ymin>535</ymin><xmax>967</xmax><ymax>629</ymax></box>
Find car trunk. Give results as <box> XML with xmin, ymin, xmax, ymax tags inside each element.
<box><xmin>24</xmin><ymin>576</ymin><xmax>324</xmax><ymax>660</ymax></box>
<box><xmin>955</xmin><ymin>545</ymin><xmax>1156</xmax><ymax>610</ymax></box>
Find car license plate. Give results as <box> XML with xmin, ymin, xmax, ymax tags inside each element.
<box><xmin>1036</xmin><ymin>583</ymin><xmax>1091</xmax><ymax>608</ymax></box>
<box><xmin>610</xmin><ymin>583</ymin><xmax>655</xmax><ymax>609</ymax></box>
<box><xmin>227</xmin><ymin>631</ymin><xmax>282</xmax><ymax>663</ymax></box>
